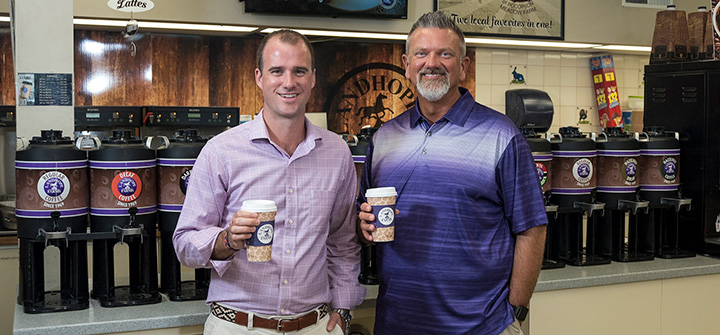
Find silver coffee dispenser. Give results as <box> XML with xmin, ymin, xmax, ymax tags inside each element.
<box><xmin>506</xmin><ymin>89</ymin><xmax>563</xmax><ymax>269</ymax></box>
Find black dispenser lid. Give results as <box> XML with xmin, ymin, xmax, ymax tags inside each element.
<box><xmin>30</xmin><ymin>129</ymin><xmax>73</xmax><ymax>145</ymax></box>
<box><xmin>506</xmin><ymin>89</ymin><xmax>554</xmax><ymax>133</ymax></box>
<box><xmin>103</xmin><ymin>129</ymin><xmax>142</xmax><ymax>144</ymax></box>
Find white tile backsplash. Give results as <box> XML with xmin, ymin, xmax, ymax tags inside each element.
<box><xmin>475</xmin><ymin>48</ymin><xmax>648</xmax><ymax>130</ymax></box>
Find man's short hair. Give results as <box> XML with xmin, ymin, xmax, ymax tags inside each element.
<box><xmin>256</xmin><ymin>29</ymin><xmax>315</xmax><ymax>72</ymax></box>
<box><xmin>406</xmin><ymin>11</ymin><xmax>466</xmax><ymax>58</ymax></box>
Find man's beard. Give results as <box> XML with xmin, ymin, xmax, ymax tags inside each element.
<box><xmin>416</xmin><ymin>68</ymin><xmax>450</xmax><ymax>102</ymax></box>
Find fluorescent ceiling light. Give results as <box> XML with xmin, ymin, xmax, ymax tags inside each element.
<box><xmin>262</xmin><ymin>28</ymin><xmax>406</xmax><ymax>40</ymax></box>
<box><xmin>466</xmin><ymin>37</ymin><xmax>600</xmax><ymax>49</ymax></box>
<box><xmin>73</xmin><ymin>18</ymin><xmax>258</xmax><ymax>33</ymax></box>
<box><xmin>0</xmin><ymin>16</ymin><xmax>9</xmax><ymax>23</ymax></box>
<box><xmin>593</xmin><ymin>45</ymin><xmax>651</xmax><ymax>52</ymax></box>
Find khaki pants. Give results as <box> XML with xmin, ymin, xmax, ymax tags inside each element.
<box><xmin>497</xmin><ymin>319</ymin><xmax>524</xmax><ymax>335</ymax></box>
<box><xmin>204</xmin><ymin>311</ymin><xmax>343</xmax><ymax>335</ymax></box>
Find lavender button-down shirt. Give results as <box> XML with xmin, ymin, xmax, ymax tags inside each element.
<box><xmin>173</xmin><ymin>112</ymin><xmax>365</xmax><ymax>315</ymax></box>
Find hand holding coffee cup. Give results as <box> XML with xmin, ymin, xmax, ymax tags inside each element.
<box><xmin>364</xmin><ymin>187</ymin><xmax>397</xmax><ymax>242</ymax></box>
<box><xmin>241</xmin><ymin>200</ymin><xmax>277</xmax><ymax>262</ymax></box>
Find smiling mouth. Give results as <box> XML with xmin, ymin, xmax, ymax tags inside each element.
<box><xmin>279</xmin><ymin>93</ymin><xmax>299</xmax><ymax>98</ymax></box>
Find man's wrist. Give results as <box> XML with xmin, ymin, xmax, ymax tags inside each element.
<box><xmin>333</xmin><ymin>308</ymin><xmax>351</xmax><ymax>329</ymax></box>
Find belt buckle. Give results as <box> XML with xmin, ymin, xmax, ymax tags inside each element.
<box><xmin>276</xmin><ymin>317</ymin><xmax>293</xmax><ymax>332</ymax></box>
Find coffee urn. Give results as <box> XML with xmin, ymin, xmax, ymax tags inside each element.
<box><xmin>88</xmin><ymin>129</ymin><xmax>161</xmax><ymax>307</ymax></box>
<box><xmin>549</xmin><ymin>127</ymin><xmax>609</xmax><ymax>266</ymax></box>
<box><xmin>16</xmin><ymin>130</ymin><xmax>90</xmax><ymax>313</ymax></box>
<box><xmin>635</xmin><ymin>127</ymin><xmax>694</xmax><ymax>258</ymax></box>
<box><xmin>157</xmin><ymin>129</ymin><xmax>211</xmax><ymax>301</ymax></box>
<box><xmin>590</xmin><ymin>127</ymin><xmax>651</xmax><ymax>262</ymax></box>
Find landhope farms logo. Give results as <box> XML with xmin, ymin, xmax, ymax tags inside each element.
<box><xmin>324</xmin><ymin>63</ymin><xmax>415</xmax><ymax>135</ymax></box>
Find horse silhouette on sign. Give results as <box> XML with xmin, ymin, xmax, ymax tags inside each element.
<box><xmin>356</xmin><ymin>93</ymin><xmax>394</xmax><ymax>127</ymax></box>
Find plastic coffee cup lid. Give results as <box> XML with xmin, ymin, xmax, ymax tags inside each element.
<box><xmin>365</xmin><ymin>187</ymin><xmax>397</xmax><ymax>198</ymax></box>
<box><xmin>241</xmin><ymin>200</ymin><xmax>277</xmax><ymax>212</ymax></box>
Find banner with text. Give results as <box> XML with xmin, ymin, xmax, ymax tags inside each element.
<box><xmin>437</xmin><ymin>0</ymin><xmax>564</xmax><ymax>39</ymax></box>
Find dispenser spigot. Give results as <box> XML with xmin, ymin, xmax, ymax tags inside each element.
<box><xmin>618</xmin><ymin>199</ymin><xmax>650</xmax><ymax>215</ymax></box>
<box><xmin>114</xmin><ymin>207</ymin><xmax>143</xmax><ymax>244</ymax></box>
<box><xmin>38</xmin><ymin>211</ymin><xmax>70</xmax><ymax>247</ymax></box>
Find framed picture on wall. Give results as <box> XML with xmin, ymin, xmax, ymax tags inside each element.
<box><xmin>435</xmin><ymin>0</ymin><xmax>564</xmax><ymax>40</ymax></box>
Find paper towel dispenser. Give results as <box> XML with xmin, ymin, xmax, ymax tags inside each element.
<box><xmin>506</xmin><ymin>89</ymin><xmax>554</xmax><ymax>133</ymax></box>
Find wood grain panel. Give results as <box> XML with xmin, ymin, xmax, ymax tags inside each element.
<box><xmin>208</xmin><ymin>36</ymin><xmax>262</xmax><ymax>114</ymax></box>
<box><xmin>74</xmin><ymin>30</ymin><xmax>152</xmax><ymax>106</ymax></box>
<box><xmin>151</xmin><ymin>34</ymin><xmax>210</xmax><ymax>106</ymax></box>
<box><xmin>0</xmin><ymin>29</ymin><xmax>15</xmax><ymax>105</ymax></box>
<box><xmin>311</xmin><ymin>41</ymin><xmax>475</xmax><ymax>134</ymax></box>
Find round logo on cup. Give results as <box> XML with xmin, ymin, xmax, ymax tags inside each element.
<box><xmin>378</xmin><ymin>207</ymin><xmax>395</xmax><ymax>226</ymax></box>
<box><xmin>112</xmin><ymin>171</ymin><xmax>143</xmax><ymax>202</ymax></box>
<box><xmin>256</xmin><ymin>223</ymin><xmax>274</xmax><ymax>244</ymax></box>
<box><xmin>37</xmin><ymin>171</ymin><xmax>70</xmax><ymax>203</ymax></box>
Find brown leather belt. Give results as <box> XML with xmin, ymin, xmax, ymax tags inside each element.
<box><xmin>210</xmin><ymin>302</ymin><xmax>329</xmax><ymax>332</ymax></box>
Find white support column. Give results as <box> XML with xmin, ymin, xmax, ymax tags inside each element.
<box><xmin>11</xmin><ymin>0</ymin><xmax>74</xmax><ymax>139</ymax></box>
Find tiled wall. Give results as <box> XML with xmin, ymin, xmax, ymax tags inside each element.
<box><xmin>474</xmin><ymin>48</ymin><xmax>648</xmax><ymax>134</ymax></box>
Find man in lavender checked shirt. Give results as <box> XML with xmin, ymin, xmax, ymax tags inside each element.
<box><xmin>174</xmin><ymin>30</ymin><xmax>365</xmax><ymax>335</ymax></box>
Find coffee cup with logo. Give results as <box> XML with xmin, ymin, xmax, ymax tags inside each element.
<box><xmin>365</xmin><ymin>187</ymin><xmax>397</xmax><ymax>242</ymax></box>
<box><xmin>241</xmin><ymin>200</ymin><xmax>277</xmax><ymax>262</ymax></box>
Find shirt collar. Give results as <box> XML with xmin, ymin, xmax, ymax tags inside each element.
<box><xmin>248</xmin><ymin>109</ymin><xmax>322</xmax><ymax>143</ymax></box>
<box><xmin>409</xmin><ymin>87</ymin><xmax>474</xmax><ymax>128</ymax></box>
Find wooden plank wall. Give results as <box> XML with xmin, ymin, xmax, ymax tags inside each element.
<box><xmin>1</xmin><ymin>30</ymin><xmax>475</xmax><ymax>134</ymax></box>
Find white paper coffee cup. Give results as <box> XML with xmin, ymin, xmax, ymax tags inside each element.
<box><xmin>241</xmin><ymin>200</ymin><xmax>277</xmax><ymax>262</ymax></box>
<box><xmin>365</xmin><ymin>187</ymin><xmax>397</xmax><ymax>242</ymax></box>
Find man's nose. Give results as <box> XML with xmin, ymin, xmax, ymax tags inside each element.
<box><xmin>281</xmin><ymin>72</ymin><xmax>295</xmax><ymax>87</ymax></box>
<box><xmin>426</xmin><ymin>53</ymin><xmax>441</xmax><ymax>67</ymax></box>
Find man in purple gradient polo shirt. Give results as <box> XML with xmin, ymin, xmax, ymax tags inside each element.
<box><xmin>174</xmin><ymin>30</ymin><xmax>365</xmax><ymax>335</ymax></box>
<box><xmin>358</xmin><ymin>11</ymin><xmax>547</xmax><ymax>335</ymax></box>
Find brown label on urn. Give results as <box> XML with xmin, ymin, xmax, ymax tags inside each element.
<box><xmin>551</xmin><ymin>156</ymin><xmax>596</xmax><ymax>190</ymax></box>
<box><xmin>597</xmin><ymin>156</ymin><xmax>638</xmax><ymax>187</ymax></box>
<box><xmin>90</xmin><ymin>167</ymin><xmax>157</xmax><ymax>210</ymax></box>
<box><xmin>158</xmin><ymin>165</ymin><xmax>191</xmax><ymax>206</ymax></box>
<box><xmin>638</xmin><ymin>154</ymin><xmax>679</xmax><ymax>186</ymax></box>
<box><xmin>15</xmin><ymin>168</ymin><xmax>89</xmax><ymax>212</ymax></box>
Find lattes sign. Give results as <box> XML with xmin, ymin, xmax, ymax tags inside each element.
<box><xmin>107</xmin><ymin>0</ymin><xmax>155</xmax><ymax>12</ymax></box>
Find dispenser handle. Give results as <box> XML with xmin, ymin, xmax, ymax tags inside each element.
<box><xmin>634</xmin><ymin>132</ymin><xmax>650</xmax><ymax>142</ymax></box>
<box><xmin>547</xmin><ymin>132</ymin><xmax>563</xmax><ymax>144</ymax></box>
<box><xmin>16</xmin><ymin>136</ymin><xmax>29</xmax><ymax>151</ymax></box>
<box><xmin>145</xmin><ymin>135</ymin><xmax>170</xmax><ymax>150</ymax></box>
<box><xmin>340</xmin><ymin>134</ymin><xmax>358</xmax><ymax>146</ymax></box>
<box><xmin>75</xmin><ymin>134</ymin><xmax>101</xmax><ymax>151</ymax></box>
<box><xmin>591</xmin><ymin>132</ymin><xmax>608</xmax><ymax>143</ymax></box>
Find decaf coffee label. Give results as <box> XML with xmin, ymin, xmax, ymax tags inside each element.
<box><xmin>37</xmin><ymin>171</ymin><xmax>71</xmax><ymax>206</ymax></box>
<box><xmin>572</xmin><ymin>158</ymin><xmax>593</xmax><ymax>187</ymax></box>
<box><xmin>112</xmin><ymin>171</ymin><xmax>143</xmax><ymax>203</ymax></box>
<box><xmin>662</xmin><ymin>157</ymin><xmax>678</xmax><ymax>182</ymax></box>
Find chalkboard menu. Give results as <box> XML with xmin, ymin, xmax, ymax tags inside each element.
<box><xmin>16</xmin><ymin>73</ymin><xmax>73</xmax><ymax>106</ymax></box>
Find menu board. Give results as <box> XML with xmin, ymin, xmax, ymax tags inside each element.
<box><xmin>16</xmin><ymin>73</ymin><xmax>73</xmax><ymax>106</ymax></box>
